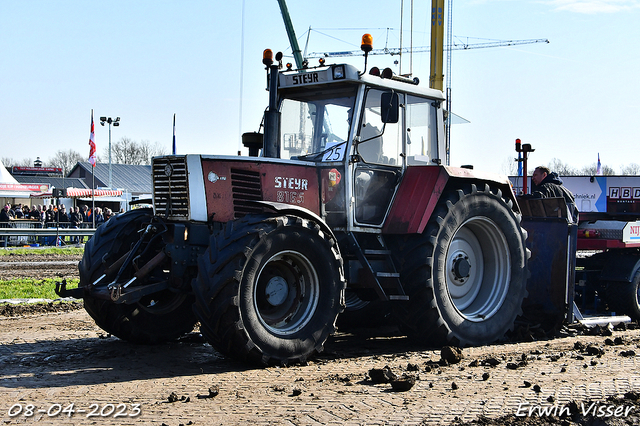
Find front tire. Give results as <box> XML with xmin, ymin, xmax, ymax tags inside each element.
<box><xmin>394</xmin><ymin>183</ymin><xmax>529</xmax><ymax>346</ymax></box>
<box><xmin>192</xmin><ymin>215</ymin><xmax>345</xmax><ymax>366</ymax></box>
<box><xmin>79</xmin><ymin>209</ymin><xmax>197</xmax><ymax>344</ymax></box>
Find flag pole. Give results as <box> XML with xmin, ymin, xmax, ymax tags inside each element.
<box><xmin>172</xmin><ymin>113</ymin><xmax>176</xmax><ymax>155</ymax></box>
<box><xmin>89</xmin><ymin>109</ymin><xmax>96</xmax><ymax>228</ymax></box>
<box><xmin>92</xmin><ymin>168</ymin><xmax>95</xmax><ymax>228</ymax></box>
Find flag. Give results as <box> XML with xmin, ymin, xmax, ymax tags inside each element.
<box><xmin>172</xmin><ymin>113</ymin><xmax>176</xmax><ymax>155</ymax></box>
<box><xmin>88</xmin><ymin>110</ymin><xmax>96</xmax><ymax>167</ymax></box>
<box><xmin>517</xmin><ymin>152</ymin><xmax>523</xmax><ymax>177</ymax></box>
<box><xmin>596</xmin><ymin>153</ymin><xmax>602</xmax><ymax>175</ymax></box>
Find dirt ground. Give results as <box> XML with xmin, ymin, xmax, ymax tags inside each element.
<box><xmin>1</xmin><ymin>251</ymin><xmax>640</xmax><ymax>426</ymax></box>
<box><xmin>0</xmin><ymin>251</ymin><xmax>82</xmax><ymax>281</ymax></box>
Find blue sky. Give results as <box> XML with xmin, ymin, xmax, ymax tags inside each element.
<box><xmin>1</xmin><ymin>0</ymin><xmax>638</xmax><ymax>174</ymax></box>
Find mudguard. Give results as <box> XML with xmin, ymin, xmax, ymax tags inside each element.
<box><xmin>383</xmin><ymin>165</ymin><xmax>517</xmax><ymax>234</ymax></box>
<box><xmin>253</xmin><ymin>200</ymin><xmax>336</xmax><ymax>242</ymax></box>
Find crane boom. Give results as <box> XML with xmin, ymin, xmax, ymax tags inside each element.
<box><xmin>306</xmin><ymin>38</ymin><xmax>549</xmax><ymax>59</ymax></box>
<box><xmin>277</xmin><ymin>0</ymin><xmax>304</xmax><ymax>69</ymax></box>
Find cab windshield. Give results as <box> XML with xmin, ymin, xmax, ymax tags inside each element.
<box><xmin>279</xmin><ymin>87</ymin><xmax>356</xmax><ymax>161</ymax></box>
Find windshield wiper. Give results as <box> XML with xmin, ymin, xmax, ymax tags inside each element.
<box><xmin>296</xmin><ymin>140</ymin><xmax>347</xmax><ymax>161</ymax></box>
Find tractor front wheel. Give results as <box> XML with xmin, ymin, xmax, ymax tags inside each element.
<box><xmin>79</xmin><ymin>209</ymin><xmax>197</xmax><ymax>344</ymax></box>
<box><xmin>192</xmin><ymin>215</ymin><xmax>345</xmax><ymax>366</ymax></box>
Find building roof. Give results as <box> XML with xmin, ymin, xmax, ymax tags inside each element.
<box><xmin>13</xmin><ymin>176</ymin><xmax>88</xmax><ymax>190</ymax></box>
<box><xmin>68</xmin><ymin>162</ymin><xmax>152</xmax><ymax>195</ymax></box>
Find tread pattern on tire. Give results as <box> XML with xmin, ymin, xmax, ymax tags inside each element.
<box><xmin>79</xmin><ymin>208</ymin><xmax>196</xmax><ymax>344</ymax></box>
<box><xmin>192</xmin><ymin>214</ymin><xmax>346</xmax><ymax>366</ymax></box>
<box><xmin>392</xmin><ymin>183</ymin><xmax>530</xmax><ymax>347</ymax></box>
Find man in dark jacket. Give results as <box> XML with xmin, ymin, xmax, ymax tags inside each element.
<box><xmin>69</xmin><ymin>206</ymin><xmax>83</xmax><ymax>243</ymax></box>
<box><xmin>0</xmin><ymin>205</ymin><xmax>11</xmax><ymax>225</ymax></box>
<box><xmin>530</xmin><ymin>166</ymin><xmax>578</xmax><ymax>222</ymax></box>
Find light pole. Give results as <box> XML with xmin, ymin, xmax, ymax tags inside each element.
<box><xmin>99</xmin><ymin>116</ymin><xmax>120</xmax><ymax>189</ymax></box>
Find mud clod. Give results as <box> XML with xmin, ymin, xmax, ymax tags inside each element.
<box><xmin>441</xmin><ymin>346</ymin><xmax>464</xmax><ymax>364</ymax></box>
<box><xmin>390</xmin><ymin>375</ymin><xmax>416</xmax><ymax>392</ymax></box>
<box><xmin>585</xmin><ymin>344</ymin><xmax>604</xmax><ymax>356</ymax></box>
<box><xmin>480</xmin><ymin>357</ymin><xmax>501</xmax><ymax>367</ymax></box>
<box><xmin>625</xmin><ymin>391</ymin><xmax>640</xmax><ymax>401</ymax></box>
<box><xmin>369</xmin><ymin>366</ymin><xmax>397</xmax><ymax>384</ymax></box>
<box><xmin>197</xmin><ymin>385</ymin><xmax>220</xmax><ymax>399</ymax></box>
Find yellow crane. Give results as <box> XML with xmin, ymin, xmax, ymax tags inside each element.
<box><xmin>430</xmin><ymin>0</ymin><xmax>445</xmax><ymax>91</ymax></box>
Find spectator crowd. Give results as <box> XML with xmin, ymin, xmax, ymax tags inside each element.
<box><xmin>0</xmin><ymin>203</ymin><xmax>120</xmax><ymax>245</ymax></box>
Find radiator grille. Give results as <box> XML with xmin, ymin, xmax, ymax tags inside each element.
<box><xmin>231</xmin><ymin>168</ymin><xmax>263</xmax><ymax>217</ymax></box>
<box><xmin>153</xmin><ymin>157</ymin><xmax>189</xmax><ymax>218</ymax></box>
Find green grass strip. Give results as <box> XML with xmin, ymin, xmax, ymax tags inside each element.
<box><xmin>0</xmin><ymin>278</ymin><xmax>79</xmax><ymax>300</ymax></box>
<box><xmin>0</xmin><ymin>247</ymin><xmax>84</xmax><ymax>256</ymax></box>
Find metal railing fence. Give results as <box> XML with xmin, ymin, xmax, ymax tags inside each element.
<box><xmin>0</xmin><ymin>223</ymin><xmax>96</xmax><ymax>247</ymax></box>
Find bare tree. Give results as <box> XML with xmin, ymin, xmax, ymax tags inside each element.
<box><xmin>580</xmin><ymin>163</ymin><xmax>616</xmax><ymax>176</ymax></box>
<box><xmin>48</xmin><ymin>149</ymin><xmax>84</xmax><ymax>175</ymax></box>
<box><xmin>1</xmin><ymin>157</ymin><xmax>16</xmax><ymax>168</ymax></box>
<box><xmin>2</xmin><ymin>157</ymin><xmax>33</xmax><ymax>168</ymax></box>
<box><xmin>621</xmin><ymin>163</ymin><xmax>640</xmax><ymax>175</ymax></box>
<box><xmin>105</xmin><ymin>137</ymin><xmax>167</xmax><ymax>165</ymax></box>
<box><xmin>139</xmin><ymin>140</ymin><xmax>167</xmax><ymax>162</ymax></box>
<box><xmin>108</xmin><ymin>137</ymin><xmax>143</xmax><ymax>165</ymax></box>
<box><xmin>545</xmin><ymin>158</ymin><xmax>578</xmax><ymax>176</ymax></box>
<box><xmin>500</xmin><ymin>155</ymin><xmax>520</xmax><ymax>176</ymax></box>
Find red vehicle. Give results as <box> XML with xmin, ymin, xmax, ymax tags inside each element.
<box><xmin>61</xmin><ymin>40</ymin><xmax>533</xmax><ymax>366</ymax></box>
<box><xmin>512</xmin><ymin>174</ymin><xmax>640</xmax><ymax>321</ymax></box>
<box><xmin>566</xmin><ymin>176</ymin><xmax>640</xmax><ymax>320</ymax></box>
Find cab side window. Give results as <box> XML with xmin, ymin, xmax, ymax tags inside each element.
<box><xmin>357</xmin><ymin>89</ymin><xmax>403</xmax><ymax>166</ymax></box>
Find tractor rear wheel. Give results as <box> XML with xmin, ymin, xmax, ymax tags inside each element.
<box><xmin>394</xmin><ymin>183</ymin><xmax>529</xmax><ymax>347</ymax></box>
<box><xmin>79</xmin><ymin>208</ymin><xmax>196</xmax><ymax>344</ymax></box>
<box><xmin>192</xmin><ymin>215</ymin><xmax>345</xmax><ymax>366</ymax></box>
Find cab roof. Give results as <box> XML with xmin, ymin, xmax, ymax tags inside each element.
<box><xmin>278</xmin><ymin>63</ymin><xmax>445</xmax><ymax>101</ymax></box>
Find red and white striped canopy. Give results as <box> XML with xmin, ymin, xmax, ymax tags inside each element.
<box><xmin>65</xmin><ymin>188</ymin><xmax>123</xmax><ymax>197</ymax></box>
<box><xmin>30</xmin><ymin>188</ymin><xmax>123</xmax><ymax>199</ymax></box>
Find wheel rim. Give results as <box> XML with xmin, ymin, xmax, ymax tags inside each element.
<box><xmin>446</xmin><ymin>217</ymin><xmax>511</xmax><ymax>322</ymax></box>
<box><xmin>254</xmin><ymin>250</ymin><xmax>320</xmax><ymax>336</ymax></box>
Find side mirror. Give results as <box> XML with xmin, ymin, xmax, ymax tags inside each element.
<box><xmin>380</xmin><ymin>92</ymin><xmax>399</xmax><ymax>124</ymax></box>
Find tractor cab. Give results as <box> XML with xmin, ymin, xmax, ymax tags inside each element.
<box><xmin>252</xmin><ymin>51</ymin><xmax>447</xmax><ymax>232</ymax></box>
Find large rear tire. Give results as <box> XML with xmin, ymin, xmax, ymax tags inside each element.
<box><xmin>79</xmin><ymin>208</ymin><xmax>197</xmax><ymax>344</ymax></box>
<box><xmin>394</xmin><ymin>183</ymin><xmax>529</xmax><ymax>347</ymax></box>
<box><xmin>192</xmin><ymin>215</ymin><xmax>345</xmax><ymax>366</ymax></box>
